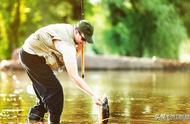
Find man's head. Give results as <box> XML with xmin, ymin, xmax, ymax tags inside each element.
<box><xmin>75</xmin><ymin>20</ymin><xmax>94</xmax><ymax>44</ymax></box>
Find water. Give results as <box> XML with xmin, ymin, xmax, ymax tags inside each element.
<box><xmin>1</xmin><ymin>70</ymin><xmax>190</xmax><ymax>124</ymax></box>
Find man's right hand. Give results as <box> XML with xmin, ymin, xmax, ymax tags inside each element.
<box><xmin>93</xmin><ymin>95</ymin><xmax>103</xmax><ymax>106</ymax></box>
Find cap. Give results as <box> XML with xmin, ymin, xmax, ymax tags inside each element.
<box><xmin>77</xmin><ymin>20</ymin><xmax>94</xmax><ymax>43</ymax></box>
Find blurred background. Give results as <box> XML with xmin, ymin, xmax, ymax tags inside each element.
<box><xmin>0</xmin><ymin>0</ymin><xmax>190</xmax><ymax>60</ymax></box>
<box><xmin>1</xmin><ymin>0</ymin><xmax>190</xmax><ymax>123</ymax></box>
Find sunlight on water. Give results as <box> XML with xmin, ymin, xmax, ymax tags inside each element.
<box><xmin>26</xmin><ymin>85</ymin><xmax>35</xmax><ymax>95</ymax></box>
<box><xmin>0</xmin><ymin>93</ymin><xmax>22</xmax><ymax>121</ymax></box>
<box><xmin>1</xmin><ymin>70</ymin><xmax>190</xmax><ymax>123</ymax></box>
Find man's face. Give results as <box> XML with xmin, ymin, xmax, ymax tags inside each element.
<box><xmin>75</xmin><ymin>29</ymin><xmax>86</xmax><ymax>45</ymax></box>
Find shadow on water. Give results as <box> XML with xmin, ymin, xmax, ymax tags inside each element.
<box><xmin>1</xmin><ymin>70</ymin><xmax>190</xmax><ymax>124</ymax></box>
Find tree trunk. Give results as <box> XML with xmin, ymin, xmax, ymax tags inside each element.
<box><xmin>7</xmin><ymin>0</ymin><xmax>20</xmax><ymax>58</ymax></box>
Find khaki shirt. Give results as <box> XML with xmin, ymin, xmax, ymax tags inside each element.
<box><xmin>23</xmin><ymin>24</ymin><xmax>75</xmax><ymax>71</ymax></box>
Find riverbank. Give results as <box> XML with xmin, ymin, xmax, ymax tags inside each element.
<box><xmin>77</xmin><ymin>55</ymin><xmax>190</xmax><ymax>70</ymax></box>
<box><xmin>1</xmin><ymin>55</ymin><xmax>190</xmax><ymax>71</ymax></box>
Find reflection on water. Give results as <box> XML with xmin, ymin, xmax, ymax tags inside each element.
<box><xmin>1</xmin><ymin>70</ymin><xmax>190</xmax><ymax>123</ymax></box>
<box><xmin>0</xmin><ymin>94</ymin><xmax>22</xmax><ymax>119</ymax></box>
<box><xmin>0</xmin><ymin>72</ymin><xmax>23</xmax><ymax>123</ymax></box>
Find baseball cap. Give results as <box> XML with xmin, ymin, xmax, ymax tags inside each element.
<box><xmin>77</xmin><ymin>20</ymin><xmax>94</xmax><ymax>44</ymax></box>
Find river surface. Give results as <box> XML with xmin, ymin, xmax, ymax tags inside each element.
<box><xmin>0</xmin><ymin>70</ymin><xmax>190</xmax><ymax>124</ymax></box>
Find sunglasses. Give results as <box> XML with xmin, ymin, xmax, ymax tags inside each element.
<box><xmin>78</xmin><ymin>30</ymin><xmax>86</xmax><ymax>41</ymax></box>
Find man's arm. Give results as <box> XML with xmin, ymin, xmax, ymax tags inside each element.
<box><xmin>54</xmin><ymin>40</ymin><xmax>102</xmax><ymax>106</ymax></box>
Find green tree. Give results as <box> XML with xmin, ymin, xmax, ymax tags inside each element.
<box><xmin>170</xmin><ymin>0</ymin><xmax>190</xmax><ymax>36</ymax></box>
<box><xmin>0</xmin><ymin>0</ymin><xmax>23</xmax><ymax>59</ymax></box>
<box><xmin>0</xmin><ymin>0</ymin><xmax>91</xmax><ymax>59</ymax></box>
<box><xmin>100</xmin><ymin>0</ymin><xmax>188</xmax><ymax>59</ymax></box>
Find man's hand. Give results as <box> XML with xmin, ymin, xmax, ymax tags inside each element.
<box><xmin>93</xmin><ymin>95</ymin><xmax>103</xmax><ymax>106</ymax></box>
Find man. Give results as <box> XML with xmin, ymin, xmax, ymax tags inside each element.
<box><xmin>19</xmin><ymin>20</ymin><xmax>102</xmax><ymax>124</ymax></box>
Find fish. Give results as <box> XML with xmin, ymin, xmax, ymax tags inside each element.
<box><xmin>100</xmin><ymin>97</ymin><xmax>109</xmax><ymax>124</ymax></box>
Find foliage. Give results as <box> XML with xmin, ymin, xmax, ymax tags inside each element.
<box><xmin>0</xmin><ymin>0</ymin><xmax>86</xmax><ymax>59</ymax></box>
<box><xmin>0</xmin><ymin>0</ymin><xmax>190</xmax><ymax>60</ymax></box>
<box><xmin>100</xmin><ymin>0</ymin><xmax>188</xmax><ymax>59</ymax></box>
<box><xmin>0</xmin><ymin>0</ymin><xmax>22</xmax><ymax>59</ymax></box>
